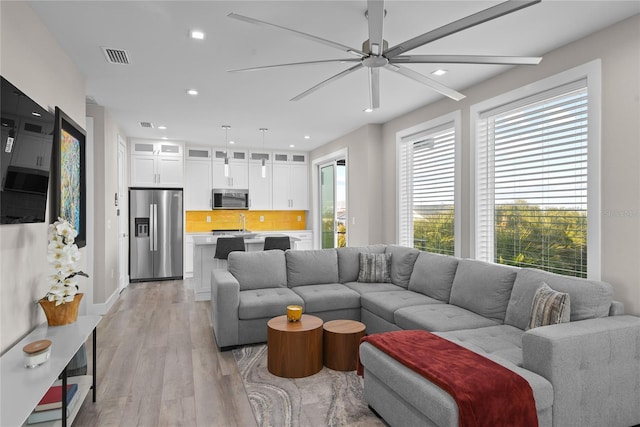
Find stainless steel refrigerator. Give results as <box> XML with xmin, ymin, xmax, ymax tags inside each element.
<box><xmin>129</xmin><ymin>188</ymin><xmax>183</xmax><ymax>282</ymax></box>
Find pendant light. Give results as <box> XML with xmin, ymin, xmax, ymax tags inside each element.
<box><xmin>259</xmin><ymin>128</ymin><xmax>268</xmax><ymax>178</ymax></box>
<box><xmin>222</xmin><ymin>125</ymin><xmax>231</xmax><ymax>177</ymax></box>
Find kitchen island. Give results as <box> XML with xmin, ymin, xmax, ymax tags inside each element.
<box><xmin>190</xmin><ymin>233</ymin><xmax>301</xmax><ymax>301</ymax></box>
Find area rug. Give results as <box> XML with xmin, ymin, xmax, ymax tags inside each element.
<box><xmin>233</xmin><ymin>344</ymin><xmax>386</xmax><ymax>427</ymax></box>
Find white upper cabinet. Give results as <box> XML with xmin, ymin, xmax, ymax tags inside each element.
<box><xmin>248</xmin><ymin>151</ymin><xmax>272</xmax><ymax>210</ymax></box>
<box><xmin>212</xmin><ymin>148</ymin><xmax>248</xmax><ymax>189</ymax></box>
<box><xmin>8</xmin><ymin>117</ymin><xmax>54</xmax><ymax>171</ymax></box>
<box><xmin>130</xmin><ymin>140</ymin><xmax>183</xmax><ymax>187</ymax></box>
<box><xmin>272</xmin><ymin>152</ymin><xmax>308</xmax><ymax>210</ymax></box>
<box><xmin>185</xmin><ymin>146</ymin><xmax>213</xmax><ymax>210</ymax></box>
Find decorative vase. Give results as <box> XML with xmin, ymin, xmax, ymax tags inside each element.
<box><xmin>39</xmin><ymin>293</ymin><xmax>83</xmax><ymax>326</ymax></box>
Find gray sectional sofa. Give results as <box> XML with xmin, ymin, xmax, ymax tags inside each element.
<box><xmin>210</xmin><ymin>245</ymin><xmax>640</xmax><ymax>427</ymax></box>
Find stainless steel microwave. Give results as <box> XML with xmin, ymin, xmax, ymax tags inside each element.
<box><xmin>212</xmin><ymin>189</ymin><xmax>249</xmax><ymax>209</ymax></box>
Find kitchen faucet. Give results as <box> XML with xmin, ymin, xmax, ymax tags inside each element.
<box><xmin>239</xmin><ymin>213</ymin><xmax>246</xmax><ymax>232</ymax></box>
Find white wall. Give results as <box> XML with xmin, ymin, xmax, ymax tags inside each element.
<box><xmin>0</xmin><ymin>1</ymin><xmax>86</xmax><ymax>353</ymax></box>
<box><xmin>379</xmin><ymin>16</ymin><xmax>640</xmax><ymax>315</ymax></box>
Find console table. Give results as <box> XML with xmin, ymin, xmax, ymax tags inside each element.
<box><xmin>0</xmin><ymin>315</ymin><xmax>101</xmax><ymax>426</ymax></box>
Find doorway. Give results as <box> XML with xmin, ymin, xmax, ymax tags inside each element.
<box><xmin>117</xmin><ymin>136</ymin><xmax>128</xmax><ymax>291</ymax></box>
<box><xmin>319</xmin><ymin>159</ymin><xmax>347</xmax><ymax>249</ymax></box>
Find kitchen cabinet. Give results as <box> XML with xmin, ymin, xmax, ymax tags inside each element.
<box><xmin>130</xmin><ymin>140</ymin><xmax>183</xmax><ymax>187</ymax></box>
<box><xmin>212</xmin><ymin>149</ymin><xmax>248</xmax><ymax>189</ymax></box>
<box><xmin>248</xmin><ymin>151</ymin><xmax>272</xmax><ymax>210</ymax></box>
<box><xmin>272</xmin><ymin>153</ymin><xmax>308</xmax><ymax>210</ymax></box>
<box><xmin>8</xmin><ymin>118</ymin><xmax>54</xmax><ymax>171</ymax></box>
<box><xmin>185</xmin><ymin>146</ymin><xmax>213</xmax><ymax>210</ymax></box>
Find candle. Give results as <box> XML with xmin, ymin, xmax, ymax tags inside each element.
<box><xmin>23</xmin><ymin>339</ymin><xmax>52</xmax><ymax>368</ymax></box>
<box><xmin>286</xmin><ymin>305</ymin><xmax>303</xmax><ymax>322</ymax></box>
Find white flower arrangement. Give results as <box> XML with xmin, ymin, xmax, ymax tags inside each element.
<box><xmin>44</xmin><ymin>217</ymin><xmax>88</xmax><ymax>306</ymax></box>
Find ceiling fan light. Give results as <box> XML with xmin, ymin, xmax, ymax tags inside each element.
<box><xmin>431</xmin><ymin>69</ymin><xmax>448</xmax><ymax>76</ymax></box>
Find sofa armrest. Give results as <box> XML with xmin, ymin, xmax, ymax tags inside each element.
<box><xmin>522</xmin><ymin>315</ymin><xmax>640</xmax><ymax>427</ymax></box>
<box><xmin>211</xmin><ymin>269</ymin><xmax>240</xmax><ymax>348</ymax></box>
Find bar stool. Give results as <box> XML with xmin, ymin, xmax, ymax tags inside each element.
<box><xmin>214</xmin><ymin>236</ymin><xmax>245</xmax><ymax>268</ymax></box>
<box><xmin>263</xmin><ymin>236</ymin><xmax>291</xmax><ymax>251</ymax></box>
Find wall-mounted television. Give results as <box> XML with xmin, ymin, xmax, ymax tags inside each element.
<box><xmin>0</xmin><ymin>76</ymin><xmax>55</xmax><ymax>224</ymax></box>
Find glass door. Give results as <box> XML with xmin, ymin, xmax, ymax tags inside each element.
<box><xmin>319</xmin><ymin>160</ymin><xmax>347</xmax><ymax>249</ymax></box>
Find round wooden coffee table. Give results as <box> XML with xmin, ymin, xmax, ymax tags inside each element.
<box><xmin>267</xmin><ymin>314</ymin><xmax>324</xmax><ymax>378</ymax></box>
<box><xmin>323</xmin><ymin>319</ymin><xmax>366</xmax><ymax>371</ymax></box>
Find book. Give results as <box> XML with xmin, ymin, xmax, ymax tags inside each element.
<box><xmin>33</xmin><ymin>384</ymin><xmax>78</xmax><ymax>412</ymax></box>
<box><xmin>27</xmin><ymin>387</ymin><xmax>81</xmax><ymax>424</ymax></box>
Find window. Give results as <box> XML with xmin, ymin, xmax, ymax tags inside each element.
<box><xmin>398</xmin><ymin>112</ymin><xmax>460</xmax><ymax>255</ymax></box>
<box><xmin>474</xmin><ymin>69</ymin><xmax>600</xmax><ymax>278</ymax></box>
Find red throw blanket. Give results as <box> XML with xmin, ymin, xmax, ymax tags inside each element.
<box><xmin>357</xmin><ymin>330</ymin><xmax>538</xmax><ymax>427</ymax></box>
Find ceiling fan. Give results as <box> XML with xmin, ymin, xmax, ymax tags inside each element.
<box><xmin>227</xmin><ymin>0</ymin><xmax>543</xmax><ymax>109</ymax></box>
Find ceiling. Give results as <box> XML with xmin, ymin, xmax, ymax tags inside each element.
<box><xmin>28</xmin><ymin>1</ymin><xmax>639</xmax><ymax>152</ymax></box>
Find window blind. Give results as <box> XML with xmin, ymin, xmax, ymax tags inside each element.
<box><xmin>399</xmin><ymin>123</ymin><xmax>455</xmax><ymax>255</ymax></box>
<box><xmin>476</xmin><ymin>80</ymin><xmax>588</xmax><ymax>277</ymax></box>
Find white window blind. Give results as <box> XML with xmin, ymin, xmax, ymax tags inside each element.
<box><xmin>399</xmin><ymin>122</ymin><xmax>456</xmax><ymax>255</ymax></box>
<box><xmin>476</xmin><ymin>79</ymin><xmax>588</xmax><ymax>277</ymax></box>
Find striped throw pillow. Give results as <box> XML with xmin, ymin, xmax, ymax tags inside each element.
<box><xmin>527</xmin><ymin>283</ymin><xmax>571</xmax><ymax>330</ymax></box>
<box><xmin>357</xmin><ymin>253</ymin><xmax>392</xmax><ymax>283</ymax></box>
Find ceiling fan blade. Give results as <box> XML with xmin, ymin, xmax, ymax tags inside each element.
<box><xmin>369</xmin><ymin>68</ymin><xmax>380</xmax><ymax>109</ymax></box>
<box><xmin>385</xmin><ymin>64</ymin><xmax>465</xmax><ymax>101</ymax></box>
<box><xmin>228</xmin><ymin>13</ymin><xmax>366</xmax><ymax>57</ymax></box>
<box><xmin>391</xmin><ymin>55</ymin><xmax>543</xmax><ymax>65</ymax></box>
<box><xmin>367</xmin><ymin>0</ymin><xmax>385</xmax><ymax>55</ymax></box>
<box><xmin>228</xmin><ymin>58</ymin><xmax>361</xmax><ymax>72</ymax></box>
<box><xmin>384</xmin><ymin>0</ymin><xmax>541</xmax><ymax>59</ymax></box>
<box><xmin>291</xmin><ymin>63</ymin><xmax>364</xmax><ymax>101</ymax></box>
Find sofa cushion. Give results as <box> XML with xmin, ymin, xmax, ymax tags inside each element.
<box><xmin>343</xmin><ymin>281</ymin><xmax>401</xmax><ymax>295</ymax></box>
<box><xmin>337</xmin><ymin>245</ymin><xmax>386</xmax><ymax>283</ymax></box>
<box><xmin>228</xmin><ymin>250</ymin><xmax>287</xmax><ymax>290</ymax></box>
<box><xmin>385</xmin><ymin>245</ymin><xmax>420</xmax><ymax>288</ymax></box>
<box><xmin>448</xmin><ymin>259</ymin><xmax>517</xmax><ymax>323</ymax></box>
<box><xmin>505</xmin><ymin>268</ymin><xmax>613</xmax><ymax>330</ymax></box>
<box><xmin>286</xmin><ymin>249</ymin><xmax>339</xmax><ymax>287</ymax></box>
<box><xmin>527</xmin><ymin>283</ymin><xmax>571</xmax><ymax>330</ymax></box>
<box><xmin>361</xmin><ymin>290</ymin><xmax>443</xmax><ymax>323</ymax></box>
<box><xmin>290</xmin><ymin>284</ymin><xmax>360</xmax><ymax>313</ymax></box>
<box><xmin>394</xmin><ymin>304</ymin><xmax>500</xmax><ymax>332</ymax></box>
<box><xmin>238</xmin><ymin>288</ymin><xmax>304</xmax><ymax>320</ymax></box>
<box><xmin>436</xmin><ymin>325</ymin><xmax>526</xmax><ymax>368</ymax></box>
<box><xmin>408</xmin><ymin>252</ymin><xmax>459</xmax><ymax>302</ymax></box>
<box><xmin>358</xmin><ymin>252</ymin><xmax>392</xmax><ymax>283</ymax></box>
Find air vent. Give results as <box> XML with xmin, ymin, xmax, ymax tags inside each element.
<box><xmin>101</xmin><ymin>47</ymin><xmax>131</xmax><ymax>65</ymax></box>
<box><xmin>139</xmin><ymin>121</ymin><xmax>154</xmax><ymax>129</ymax></box>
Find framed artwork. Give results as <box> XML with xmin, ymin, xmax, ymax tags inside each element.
<box><xmin>51</xmin><ymin>107</ymin><xmax>86</xmax><ymax>248</ymax></box>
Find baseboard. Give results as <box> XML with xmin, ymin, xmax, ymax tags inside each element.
<box><xmin>88</xmin><ymin>287</ymin><xmax>120</xmax><ymax>315</ymax></box>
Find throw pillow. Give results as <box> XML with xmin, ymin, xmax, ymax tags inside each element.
<box><xmin>357</xmin><ymin>252</ymin><xmax>392</xmax><ymax>283</ymax></box>
<box><xmin>527</xmin><ymin>283</ymin><xmax>571</xmax><ymax>330</ymax></box>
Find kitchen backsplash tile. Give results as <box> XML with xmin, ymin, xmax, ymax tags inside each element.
<box><xmin>186</xmin><ymin>210</ymin><xmax>306</xmax><ymax>232</ymax></box>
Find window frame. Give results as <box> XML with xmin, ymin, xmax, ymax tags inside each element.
<box><xmin>470</xmin><ymin>60</ymin><xmax>602</xmax><ymax>279</ymax></box>
<box><xmin>396</xmin><ymin>110</ymin><xmax>462</xmax><ymax>256</ymax></box>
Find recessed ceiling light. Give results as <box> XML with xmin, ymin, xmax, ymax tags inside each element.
<box><xmin>229</xmin><ymin>140</ymin><xmax>235</xmax><ymax>145</ymax></box>
<box><xmin>190</xmin><ymin>30</ymin><xmax>205</xmax><ymax>40</ymax></box>
<box><xmin>161</xmin><ymin>136</ymin><xmax>168</xmax><ymax>140</ymax></box>
<box><xmin>187</xmin><ymin>89</ymin><xmax>198</xmax><ymax>96</ymax></box>
<box><xmin>304</xmin><ymin>135</ymin><xmax>310</xmax><ymax>139</ymax></box>
<box><xmin>364</xmin><ymin>107</ymin><xmax>373</xmax><ymax>113</ymax></box>
<box><xmin>289</xmin><ymin>144</ymin><xmax>295</xmax><ymax>148</ymax></box>
<box><xmin>431</xmin><ymin>69</ymin><xmax>448</xmax><ymax>76</ymax></box>
<box><xmin>157</xmin><ymin>125</ymin><xmax>167</xmax><ymax>130</ymax></box>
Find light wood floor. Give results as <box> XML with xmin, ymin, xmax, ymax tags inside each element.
<box><xmin>74</xmin><ymin>280</ymin><xmax>258</xmax><ymax>427</ymax></box>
